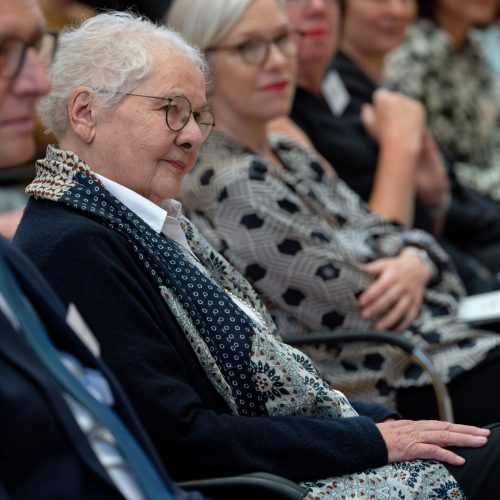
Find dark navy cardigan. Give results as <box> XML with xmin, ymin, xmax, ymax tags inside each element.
<box><xmin>15</xmin><ymin>197</ymin><xmax>397</xmax><ymax>483</ymax></box>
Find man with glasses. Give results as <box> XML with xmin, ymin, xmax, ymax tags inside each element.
<box><xmin>0</xmin><ymin>1</ymin><xmax>203</xmax><ymax>498</ymax></box>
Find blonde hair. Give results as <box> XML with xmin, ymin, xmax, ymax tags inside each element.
<box><xmin>166</xmin><ymin>0</ymin><xmax>254</xmax><ymax>51</ymax></box>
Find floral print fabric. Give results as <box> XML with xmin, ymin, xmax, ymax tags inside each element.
<box><xmin>386</xmin><ymin>19</ymin><xmax>500</xmax><ymax>200</ymax></box>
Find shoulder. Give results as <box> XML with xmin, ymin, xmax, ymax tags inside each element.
<box><xmin>15</xmin><ymin>197</ymin><xmax>129</xmax><ymax>268</ymax></box>
<box><xmin>387</xmin><ymin>20</ymin><xmax>449</xmax><ymax>70</ymax></box>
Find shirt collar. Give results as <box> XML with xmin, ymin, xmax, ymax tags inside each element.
<box><xmin>95</xmin><ymin>174</ymin><xmax>182</xmax><ymax>233</ymax></box>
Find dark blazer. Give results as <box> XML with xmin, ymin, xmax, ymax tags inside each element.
<box><xmin>0</xmin><ymin>237</ymin><xmax>197</xmax><ymax>499</ymax></box>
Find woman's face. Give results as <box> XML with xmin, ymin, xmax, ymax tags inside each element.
<box><xmin>343</xmin><ymin>0</ymin><xmax>416</xmax><ymax>58</ymax></box>
<box><xmin>92</xmin><ymin>50</ymin><xmax>207</xmax><ymax>204</ymax></box>
<box><xmin>435</xmin><ymin>0</ymin><xmax>499</xmax><ymax>26</ymax></box>
<box><xmin>209</xmin><ymin>0</ymin><xmax>297</xmax><ymax>129</ymax></box>
<box><xmin>286</xmin><ymin>0</ymin><xmax>341</xmax><ymax>72</ymax></box>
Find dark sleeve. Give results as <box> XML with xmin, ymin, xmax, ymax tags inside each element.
<box><xmin>0</xmin><ymin>482</ymin><xmax>10</xmax><ymax>500</ymax></box>
<box><xmin>444</xmin><ymin>184</ymin><xmax>500</xmax><ymax>248</ymax></box>
<box><xmin>15</xmin><ymin>210</ymin><xmax>388</xmax><ymax>483</ymax></box>
<box><xmin>350</xmin><ymin>401</ymin><xmax>401</xmax><ymax>423</ymax></box>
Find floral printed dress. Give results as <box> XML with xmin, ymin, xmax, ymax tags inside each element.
<box><xmin>386</xmin><ymin>19</ymin><xmax>500</xmax><ymax>201</ymax></box>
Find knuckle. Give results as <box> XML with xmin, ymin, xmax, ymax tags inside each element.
<box><xmin>439</xmin><ymin>430</ymin><xmax>450</xmax><ymax>442</ymax></box>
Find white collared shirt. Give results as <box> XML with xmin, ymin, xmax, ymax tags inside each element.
<box><xmin>96</xmin><ymin>174</ymin><xmax>194</xmax><ymax>255</ymax></box>
<box><xmin>96</xmin><ymin>174</ymin><xmax>264</xmax><ymax>327</ymax></box>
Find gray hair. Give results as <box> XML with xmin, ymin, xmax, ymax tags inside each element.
<box><xmin>38</xmin><ymin>11</ymin><xmax>208</xmax><ymax>138</ymax></box>
<box><xmin>166</xmin><ymin>0</ymin><xmax>254</xmax><ymax>51</ymax></box>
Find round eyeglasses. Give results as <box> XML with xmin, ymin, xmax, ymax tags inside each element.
<box><xmin>0</xmin><ymin>31</ymin><xmax>58</xmax><ymax>79</ymax></box>
<box><xmin>207</xmin><ymin>31</ymin><xmax>297</xmax><ymax>66</ymax></box>
<box><xmin>98</xmin><ymin>92</ymin><xmax>215</xmax><ymax>142</ymax></box>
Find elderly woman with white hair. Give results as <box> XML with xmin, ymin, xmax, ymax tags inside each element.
<box><xmin>13</xmin><ymin>9</ymin><xmax>500</xmax><ymax>500</ymax></box>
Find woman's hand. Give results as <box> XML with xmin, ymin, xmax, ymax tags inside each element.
<box><xmin>415</xmin><ymin>132</ymin><xmax>450</xmax><ymax>211</ymax></box>
<box><xmin>361</xmin><ymin>89</ymin><xmax>425</xmax><ymax>153</ymax></box>
<box><xmin>359</xmin><ymin>249</ymin><xmax>433</xmax><ymax>331</ymax></box>
<box><xmin>377</xmin><ymin>420</ymin><xmax>490</xmax><ymax>466</ymax></box>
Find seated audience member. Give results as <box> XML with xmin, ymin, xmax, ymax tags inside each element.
<box><xmin>13</xmin><ymin>7</ymin><xmax>500</xmax><ymax>500</ymax></box>
<box><xmin>287</xmin><ymin>0</ymin><xmax>500</xmax><ymax>292</ymax></box>
<box><xmin>169</xmin><ymin>0</ymin><xmax>500</xmax><ymax>424</ymax></box>
<box><xmin>0</xmin><ymin>1</ymin><xmax>201</xmax><ymax>498</ymax></box>
<box><xmin>479</xmin><ymin>7</ymin><xmax>500</xmax><ymax>99</ymax></box>
<box><xmin>386</xmin><ymin>0</ymin><xmax>500</xmax><ymax>201</ymax></box>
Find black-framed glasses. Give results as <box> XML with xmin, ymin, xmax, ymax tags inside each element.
<box><xmin>99</xmin><ymin>92</ymin><xmax>215</xmax><ymax>142</ymax></box>
<box><xmin>207</xmin><ymin>31</ymin><xmax>297</xmax><ymax>66</ymax></box>
<box><xmin>0</xmin><ymin>31</ymin><xmax>58</xmax><ymax>79</ymax></box>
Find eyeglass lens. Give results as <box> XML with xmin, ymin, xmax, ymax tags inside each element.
<box><xmin>0</xmin><ymin>32</ymin><xmax>57</xmax><ymax>79</ymax></box>
<box><xmin>240</xmin><ymin>33</ymin><xmax>296</xmax><ymax>65</ymax></box>
<box><xmin>166</xmin><ymin>95</ymin><xmax>214</xmax><ymax>141</ymax></box>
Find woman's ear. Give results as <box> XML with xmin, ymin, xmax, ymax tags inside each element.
<box><xmin>67</xmin><ymin>86</ymin><xmax>97</xmax><ymax>143</ymax></box>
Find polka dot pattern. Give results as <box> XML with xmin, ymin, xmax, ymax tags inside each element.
<box><xmin>59</xmin><ymin>169</ymin><xmax>266</xmax><ymax>416</ymax></box>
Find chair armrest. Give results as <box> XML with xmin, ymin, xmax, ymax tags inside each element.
<box><xmin>178</xmin><ymin>472</ymin><xmax>310</xmax><ymax>499</ymax></box>
<box><xmin>285</xmin><ymin>331</ymin><xmax>454</xmax><ymax>422</ymax></box>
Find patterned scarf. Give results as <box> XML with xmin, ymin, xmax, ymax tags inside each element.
<box><xmin>28</xmin><ymin>145</ymin><xmax>357</xmax><ymax>420</ymax></box>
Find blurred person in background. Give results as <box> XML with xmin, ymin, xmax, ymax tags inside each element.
<box><xmin>288</xmin><ymin>0</ymin><xmax>500</xmax><ymax>293</ymax></box>
<box><xmin>170</xmin><ymin>0</ymin><xmax>500</xmax><ymax>431</ymax></box>
<box><xmin>386</xmin><ymin>0</ymin><xmax>500</xmax><ymax>203</ymax></box>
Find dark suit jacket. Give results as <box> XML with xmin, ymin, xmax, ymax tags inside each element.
<box><xmin>0</xmin><ymin>237</ymin><xmax>199</xmax><ymax>499</ymax></box>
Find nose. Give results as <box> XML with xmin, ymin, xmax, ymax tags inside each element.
<box><xmin>386</xmin><ymin>0</ymin><xmax>413</xmax><ymax>17</ymax></box>
<box><xmin>174</xmin><ymin>114</ymin><xmax>204</xmax><ymax>152</ymax></box>
<box><xmin>265</xmin><ymin>42</ymin><xmax>290</xmax><ymax>70</ymax></box>
<box><xmin>11</xmin><ymin>47</ymin><xmax>52</xmax><ymax>97</ymax></box>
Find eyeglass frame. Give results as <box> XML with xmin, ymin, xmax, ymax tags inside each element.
<box><xmin>205</xmin><ymin>30</ymin><xmax>298</xmax><ymax>66</ymax></box>
<box><xmin>94</xmin><ymin>91</ymin><xmax>216</xmax><ymax>142</ymax></box>
<box><xmin>0</xmin><ymin>30</ymin><xmax>58</xmax><ymax>80</ymax></box>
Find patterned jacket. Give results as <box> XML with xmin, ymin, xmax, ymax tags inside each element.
<box><xmin>181</xmin><ymin>132</ymin><xmax>500</xmax><ymax>405</ymax></box>
<box><xmin>386</xmin><ymin>19</ymin><xmax>500</xmax><ymax>200</ymax></box>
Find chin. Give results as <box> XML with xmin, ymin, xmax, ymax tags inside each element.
<box><xmin>0</xmin><ymin>138</ymin><xmax>35</xmax><ymax>168</ymax></box>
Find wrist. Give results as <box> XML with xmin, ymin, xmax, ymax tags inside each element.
<box><xmin>403</xmin><ymin>247</ymin><xmax>437</xmax><ymax>281</ymax></box>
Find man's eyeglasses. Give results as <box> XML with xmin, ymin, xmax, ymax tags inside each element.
<box><xmin>207</xmin><ymin>31</ymin><xmax>297</xmax><ymax>66</ymax></box>
<box><xmin>0</xmin><ymin>31</ymin><xmax>58</xmax><ymax>79</ymax></box>
<box><xmin>98</xmin><ymin>92</ymin><xmax>215</xmax><ymax>142</ymax></box>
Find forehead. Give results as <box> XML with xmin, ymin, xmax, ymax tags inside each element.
<box><xmin>140</xmin><ymin>50</ymin><xmax>207</xmax><ymax>105</ymax></box>
<box><xmin>224</xmin><ymin>0</ymin><xmax>288</xmax><ymax>41</ymax></box>
<box><xmin>0</xmin><ymin>0</ymin><xmax>43</xmax><ymax>39</ymax></box>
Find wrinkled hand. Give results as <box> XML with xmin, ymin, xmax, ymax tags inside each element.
<box><xmin>361</xmin><ymin>89</ymin><xmax>425</xmax><ymax>154</ymax></box>
<box><xmin>359</xmin><ymin>249</ymin><xmax>432</xmax><ymax>331</ymax></box>
<box><xmin>377</xmin><ymin>419</ymin><xmax>489</xmax><ymax>466</ymax></box>
<box><xmin>415</xmin><ymin>131</ymin><xmax>450</xmax><ymax>210</ymax></box>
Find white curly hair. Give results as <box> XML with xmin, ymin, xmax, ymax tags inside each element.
<box><xmin>38</xmin><ymin>11</ymin><xmax>208</xmax><ymax>138</ymax></box>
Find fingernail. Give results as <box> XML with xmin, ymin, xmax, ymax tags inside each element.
<box><xmin>475</xmin><ymin>436</ymin><xmax>487</xmax><ymax>444</ymax></box>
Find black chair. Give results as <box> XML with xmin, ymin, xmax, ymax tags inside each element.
<box><xmin>180</xmin><ymin>472</ymin><xmax>310</xmax><ymax>499</ymax></box>
<box><xmin>285</xmin><ymin>331</ymin><xmax>454</xmax><ymax>422</ymax></box>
